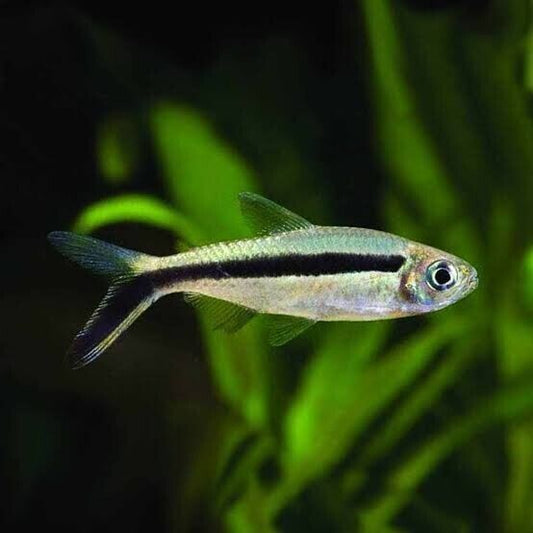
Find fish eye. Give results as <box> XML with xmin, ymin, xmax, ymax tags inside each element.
<box><xmin>426</xmin><ymin>260</ymin><xmax>457</xmax><ymax>291</ymax></box>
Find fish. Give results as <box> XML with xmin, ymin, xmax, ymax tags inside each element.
<box><xmin>48</xmin><ymin>192</ymin><xmax>478</xmax><ymax>368</ymax></box>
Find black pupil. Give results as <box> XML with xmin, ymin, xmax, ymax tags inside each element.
<box><xmin>434</xmin><ymin>267</ymin><xmax>451</xmax><ymax>285</ymax></box>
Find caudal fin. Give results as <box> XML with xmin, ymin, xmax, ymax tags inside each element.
<box><xmin>48</xmin><ymin>231</ymin><xmax>158</xmax><ymax>368</ymax></box>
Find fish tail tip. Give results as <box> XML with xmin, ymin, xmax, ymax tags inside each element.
<box><xmin>67</xmin><ymin>349</ymin><xmax>94</xmax><ymax>370</ymax></box>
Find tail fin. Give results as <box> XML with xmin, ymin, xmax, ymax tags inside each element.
<box><xmin>48</xmin><ymin>231</ymin><xmax>157</xmax><ymax>369</ymax></box>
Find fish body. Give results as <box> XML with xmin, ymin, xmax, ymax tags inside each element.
<box><xmin>49</xmin><ymin>193</ymin><xmax>478</xmax><ymax>368</ymax></box>
<box><xmin>152</xmin><ymin>227</ymin><xmax>462</xmax><ymax>321</ymax></box>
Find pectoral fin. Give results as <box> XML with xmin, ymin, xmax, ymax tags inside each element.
<box><xmin>184</xmin><ymin>293</ymin><xmax>256</xmax><ymax>333</ymax></box>
<box><xmin>266</xmin><ymin>315</ymin><xmax>316</xmax><ymax>346</ymax></box>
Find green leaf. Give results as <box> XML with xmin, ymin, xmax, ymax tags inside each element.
<box><xmin>526</xmin><ymin>24</ymin><xmax>533</xmax><ymax>93</ymax></box>
<box><xmin>383</xmin><ymin>192</ymin><xmax>424</xmax><ymax>243</ymax></box>
<box><xmin>150</xmin><ymin>103</ymin><xmax>256</xmax><ymax>240</ymax></box>
<box><xmin>167</xmin><ymin>407</ymin><xmax>245</xmax><ymax>532</ymax></box>
<box><xmin>148</xmin><ymin>102</ymin><xmax>270</xmax><ymax>430</ymax></box>
<box><xmin>282</xmin><ymin>323</ymin><xmax>390</xmax><ymax>484</ymax></box>
<box><xmin>359</xmin><ymin>376</ymin><xmax>533</xmax><ymax>530</ymax></box>
<box><xmin>523</xmin><ymin>246</ymin><xmax>533</xmax><ymax>312</ymax></box>
<box><xmin>96</xmin><ymin>113</ymin><xmax>140</xmax><ymax>185</ymax></box>
<box><xmin>495</xmin><ymin>291</ymin><xmax>533</xmax><ymax>531</ymax></box>
<box><xmin>361</xmin><ymin>0</ymin><xmax>457</xmax><ymax>224</ymax></box>
<box><xmin>224</xmin><ymin>478</ymin><xmax>278</xmax><ymax>533</ymax></box>
<box><xmin>202</xmin><ymin>321</ymin><xmax>269</xmax><ymax>430</ymax></box>
<box><xmin>72</xmin><ymin>194</ymin><xmax>204</xmax><ymax>244</ymax></box>
<box><xmin>496</xmin><ymin>282</ymin><xmax>533</xmax><ymax>380</ymax></box>
<box><xmin>353</xmin><ymin>338</ymin><xmax>476</xmax><ymax>472</ymax></box>
<box><xmin>504</xmin><ymin>420</ymin><xmax>533</xmax><ymax>533</ymax></box>
<box><xmin>282</xmin><ymin>320</ymin><xmax>465</xmax><ymax>491</ymax></box>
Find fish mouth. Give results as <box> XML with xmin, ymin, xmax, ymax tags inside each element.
<box><xmin>465</xmin><ymin>268</ymin><xmax>479</xmax><ymax>294</ymax></box>
<box><xmin>452</xmin><ymin>265</ymin><xmax>478</xmax><ymax>303</ymax></box>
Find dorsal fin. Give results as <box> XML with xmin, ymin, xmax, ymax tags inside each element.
<box><xmin>239</xmin><ymin>192</ymin><xmax>314</xmax><ymax>236</ymax></box>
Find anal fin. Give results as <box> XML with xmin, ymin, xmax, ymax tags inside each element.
<box><xmin>266</xmin><ymin>315</ymin><xmax>316</xmax><ymax>346</ymax></box>
<box><xmin>184</xmin><ymin>293</ymin><xmax>256</xmax><ymax>333</ymax></box>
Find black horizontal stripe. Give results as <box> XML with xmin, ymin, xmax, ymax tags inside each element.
<box><xmin>151</xmin><ymin>252</ymin><xmax>405</xmax><ymax>287</ymax></box>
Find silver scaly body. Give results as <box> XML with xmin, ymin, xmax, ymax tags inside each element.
<box><xmin>154</xmin><ymin>227</ymin><xmax>410</xmax><ymax>320</ymax></box>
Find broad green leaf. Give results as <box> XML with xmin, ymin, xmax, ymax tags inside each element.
<box><xmin>458</xmin><ymin>21</ymin><xmax>533</xmax><ymax>234</ymax></box>
<box><xmin>496</xmin><ymin>292</ymin><xmax>533</xmax><ymax>531</ymax></box>
<box><xmin>282</xmin><ymin>320</ymin><xmax>465</xmax><ymax>490</ymax></box>
<box><xmin>148</xmin><ymin>102</ymin><xmax>268</xmax><ymax>429</ymax></box>
<box><xmin>225</xmin><ymin>479</ymin><xmax>277</xmax><ymax>533</ymax></box>
<box><xmin>385</xmin><ymin>191</ymin><xmax>480</xmax><ymax>269</ymax></box>
<box><xmin>72</xmin><ymin>194</ymin><xmax>204</xmax><ymax>244</ymax></box>
<box><xmin>96</xmin><ymin>113</ymin><xmax>140</xmax><ymax>185</ymax></box>
<box><xmin>354</xmin><ymin>338</ymin><xmax>476</xmax><ymax>471</ymax></box>
<box><xmin>202</xmin><ymin>320</ymin><xmax>269</xmax><ymax>430</ymax></box>
<box><xmin>523</xmin><ymin>246</ymin><xmax>533</xmax><ymax>311</ymax></box>
<box><xmin>150</xmin><ymin>103</ymin><xmax>256</xmax><ymax>240</ymax></box>
<box><xmin>526</xmin><ymin>25</ymin><xmax>533</xmax><ymax>93</ymax></box>
<box><xmin>504</xmin><ymin>420</ymin><xmax>533</xmax><ymax>533</ymax></box>
<box><xmin>282</xmin><ymin>322</ymin><xmax>389</xmax><ymax>482</ymax></box>
<box><xmin>168</xmin><ymin>408</ymin><xmax>245</xmax><ymax>532</ymax></box>
<box><xmin>383</xmin><ymin>192</ymin><xmax>424</xmax><ymax>243</ymax></box>
<box><xmin>361</xmin><ymin>0</ymin><xmax>457</xmax><ymax>224</ymax></box>
<box><xmin>496</xmin><ymin>283</ymin><xmax>533</xmax><ymax>379</ymax></box>
<box><xmin>215</xmin><ymin>433</ymin><xmax>274</xmax><ymax>513</ymax></box>
<box><xmin>359</xmin><ymin>376</ymin><xmax>533</xmax><ymax>531</ymax></box>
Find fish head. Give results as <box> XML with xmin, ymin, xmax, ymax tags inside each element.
<box><xmin>399</xmin><ymin>244</ymin><xmax>478</xmax><ymax>315</ymax></box>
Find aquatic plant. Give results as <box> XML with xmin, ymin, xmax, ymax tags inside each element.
<box><xmin>67</xmin><ymin>0</ymin><xmax>533</xmax><ymax>530</ymax></box>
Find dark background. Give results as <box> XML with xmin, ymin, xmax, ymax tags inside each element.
<box><xmin>2</xmin><ymin>2</ymin><xmax>374</xmax><ymax>531</ymax></box>
<box><xmin>3</xmin><ymin>1</ymin><xmax>524</xmax><ymax>532</ymax></box>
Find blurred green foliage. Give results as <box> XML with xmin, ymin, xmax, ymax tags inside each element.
<box><xmin>97</xmin><ymin>112</ymin><xmax>140</xmax><ymax>185</ymax></box>
<box><xmin>71</xmin><ymin>0</ymin><xmax>533</xmax><ymax>531</ymax></box>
